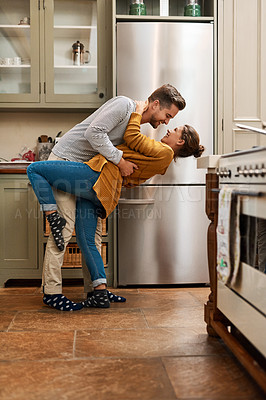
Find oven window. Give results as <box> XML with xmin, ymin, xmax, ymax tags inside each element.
<box><xmin>240</xmin><ymin>215</ymin><xmax>266</xmax><ymax>273</ymax></box>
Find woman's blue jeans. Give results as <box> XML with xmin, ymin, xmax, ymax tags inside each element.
<box><xmin>27</xmin><ymin>161</ymin><xmax>106</xmax><ymax>287</ymax></box>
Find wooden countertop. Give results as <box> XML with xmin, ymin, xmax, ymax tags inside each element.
<box><xmin>0</xmin><ymin>162</ymin><xmax>31</xmax><ymax>174</ymax></box>
<box><xmin>0</xmin><ymin>168</ymin><xmax>28</xmax><ymax>174</ymax></box>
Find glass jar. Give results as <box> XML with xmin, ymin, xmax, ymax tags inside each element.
<box><xmin>184</xmin><ymin>0</ymin><xmax>201</xmax><ymax>17</ymax></box>
<box><xmin>129</xmin><ymin>0</ymin><xmax>146</xmax><ymax>16</ymax></box>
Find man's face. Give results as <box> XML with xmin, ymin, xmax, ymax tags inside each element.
<box><xmin>149</xmin><ymin>102</ymin><xmax>179</xmax><ymax>129</ymax></box>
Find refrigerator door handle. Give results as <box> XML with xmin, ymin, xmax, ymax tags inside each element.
<box><xmin>118</xmin><ymin>198</ymin><xmax>155</xmax><ymax>205</ymax></box>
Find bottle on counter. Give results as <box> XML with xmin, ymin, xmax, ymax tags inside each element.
<box><xmin>184</xmin><ymin>0</ymin><xmax>201</xmax><ymax>17</ymax></box>
<box><xmin>129</xmin><ymin>0</ymin><xmax>147</xmax><ymax>16</ymax></box>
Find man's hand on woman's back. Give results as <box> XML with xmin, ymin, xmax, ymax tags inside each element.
<box><xmin>117</xmin><ymin>157</ymin><xmax>138</xmax><ymax>176</ymax></box>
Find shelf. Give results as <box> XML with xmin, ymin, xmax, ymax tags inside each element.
<box><xmin>54</xmin><ymin>65</ymin><xmax>97</xmax><ymax>69</ymax></box>
<box><xmin>116</xmin><ymin>15</ymin><xmax>214</xmax><ymax>22</ymax></box>
<box><xmin>0</xmin><ymin>25</ymin><xmax>30</xmax><ymax>37</ymax></box>
<box><xmin>54</xmin><ymin>25</ymin><xmax>96</xmax><ymax>38</ymax></box>
<box><xmin>0</xmin><ymin>24</ymin><xmax>30</xmax><ymax>28</ymax></box>
<box><xmin>0</xmin><ymin>65</ymin><xmax>30</xmax><ymax>68</ymax></box>
<box><xmin>54</xmin><ymin>25</ymin><xmax>96</xmax><ymax>29</ymax></box>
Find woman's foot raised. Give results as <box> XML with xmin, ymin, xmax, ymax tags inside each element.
<box><xmin>46</xmin><ymin>211</ymin><xmax>66</xmax><ymax>251</ymax></box>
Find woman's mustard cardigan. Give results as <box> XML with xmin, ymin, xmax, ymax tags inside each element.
<box><xmin>84</xmin><ymin>112</ymin><xmax>174</xmax><ymax>217</ymax></box>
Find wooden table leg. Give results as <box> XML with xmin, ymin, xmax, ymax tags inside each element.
<box><xmin>204</xmin><ymin>173</ymin><xmax>219</xmax><ymax>336</ymax></box>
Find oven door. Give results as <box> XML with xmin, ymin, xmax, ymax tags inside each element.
<box><xmin>217</xmin><ymin>186</ymin><xmax>266</xmax><ymax>357</ymax></box>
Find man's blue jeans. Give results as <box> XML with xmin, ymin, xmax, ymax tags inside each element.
<box><xmin>27</xmin><ymin>161</ymin><xmax>106</xmax><ymax>287</ymax></box>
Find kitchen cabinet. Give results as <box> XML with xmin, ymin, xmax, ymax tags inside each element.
<box><xmin>0</xmin><ymin>0</ymin><xmax>112</xmax><ymax>109</ymax></box>
<box><xmin>115</xmin><ymin>0</ymin><xmax>214</xmax><ymax>17</ymax></box>
<box><xmin>0</xmin><ymin>174</ymin><xmax>39</xmax><ymax>286</ymax></box>
<box><xmin>218</xmin><ymin>0</ymin><xmax>266</xmax><ymax>153</ymax></box>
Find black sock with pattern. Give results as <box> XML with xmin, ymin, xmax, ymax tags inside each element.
<box><xmin>43</xmin><ymin>294</ymin><xmax>83</xmax><ymax>311</ymax></box>
<box><xmin>83</xmin><ymin>289</ymin><xmax>110</xmax><ymax>308</ymax></box>
<box><xmin>107</xmin><ymin>290</ymin><xmax>126</xmax><ymax>303</ymax></box>
<box><xmin>46</xmin><ymin>211</ymin><xmax>66</xmax><ymax>251</ymax></box>
<box><xmin>87</xmin><ymin>290</ymin><xmax>126</xmax><ymax>303</ymax></box>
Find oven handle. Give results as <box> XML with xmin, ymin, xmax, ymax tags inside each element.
<box><xmin>211</xmin><ymin>189</ymin><xmax>266</xmax><ymax>197</ymax></box>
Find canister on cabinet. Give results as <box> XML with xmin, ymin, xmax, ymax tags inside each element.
<box><xmin>184</xmin><ymin>0</ymin><xmax>201</xmax><ymax>17</ymax></box>
<box><xmin>129</xmin><ymin>0</ymin><xmax>146</xmax><ymax>15</ymax></box>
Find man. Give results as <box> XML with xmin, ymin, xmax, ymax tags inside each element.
<box><xmin>42</xmin><ymin>84</ymin><xmax>186</xmax><ymax>310</ymax></box>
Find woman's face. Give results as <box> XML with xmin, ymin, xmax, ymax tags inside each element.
<box><xmin>161</xmin><ymin>126</ymin><xmax>184</xmax><ymax>148</ymax></box>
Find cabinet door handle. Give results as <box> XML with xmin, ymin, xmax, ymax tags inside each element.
<box><xmin>28</xmin><ymin>182</ymin><xmax>32</xmax><ymax>186</ymax></box>
<box><xmin>262</xmin><ymin>122</ymin><xmax>266</xmax><ymax>130</ymax></box>
<box><xmin>43</xmin><ymin>0</ymin><xmax>45</xmax><ymax>10</ymax></box>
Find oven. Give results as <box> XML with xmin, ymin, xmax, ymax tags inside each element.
<box><xmin>216</xmin><ymin>146</ymin><xmax>266</xmax><ymax>358</ymax></box>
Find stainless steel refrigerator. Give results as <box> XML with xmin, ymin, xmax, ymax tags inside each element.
<box><xmin>116</xmin><ymin>22</ymin><xmax>213</xmax><ymax>285</ymax></box>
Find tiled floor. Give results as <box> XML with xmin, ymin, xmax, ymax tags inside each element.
<box><xmin>0</xmin><ymin>285</ymin><xmax>264</xmax><ymax>400</ymax></box>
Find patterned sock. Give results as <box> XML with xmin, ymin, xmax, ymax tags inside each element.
<box><xmin>83</xmin><ymin>289</ymin><xmax>110</xmax><ymax>308</ymax></box>
<box><xmin>87</xmin><ymin>290</ymin><xmax>126</xmax><ymax>303</ymax></box>
<box><xmin>43</xmin><ymin>294</ymin><xmax>83</xmax><ymax>311</ymax></box>
<box><xmin>107</xmin><ymin>290</ymin><xmax>126</xmax><ymax>303</ymax></box>
<box><xmin>46</xmin><ymin>211</ymin><xmax>66</xmax><ymax>251</ymax></box>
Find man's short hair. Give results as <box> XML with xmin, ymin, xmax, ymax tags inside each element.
<box><xmin>148</xmin><ymin>84</ymin><xmax>186</xmax><ymax>110</ymax></box>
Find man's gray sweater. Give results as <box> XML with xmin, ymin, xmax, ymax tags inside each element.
<box><xmin>53</xmin><ymin>96</ymin><xmax>136</xmax><ymax>164</ymax></box>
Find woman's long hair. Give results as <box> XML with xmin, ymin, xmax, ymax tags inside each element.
<box><xmin>174</xmin><ymin>124</ymin><xmax>205</xmax><ymax>160</ymax></box>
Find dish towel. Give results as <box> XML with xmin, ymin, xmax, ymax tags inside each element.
<box><xmin>216</xmin><ymin>186</ymin><xmax>240</xmax><ymax>285</ymax></box>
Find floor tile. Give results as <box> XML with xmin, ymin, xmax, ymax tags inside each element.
<box><xmin>75</xmin><ymin>328</ymin><xmax>229</xmax><ymax>359</ymax></box>
<box><xmin>137</xmin><ymin>287</ymin><xmax>209</xmax><ymax>294</ymax></box>
<box><xmin>110</xmin><ymin>291</ymin><xmax>203</xmax><ymax>309</ymax></box>
<box><xmin>9</xmin><ymin>309</ymin><xmax>148</xmax><ymax>332</ymax></box>
<box><xmin>142</xmin><ymin>305</ymin><xmax>206</xmax><ymax>332</ymax></box>
<box><xmin>0</xmin><ymin>295</ymin><xmax>44</xmax><ymax>311</ymax></box>
<box><xmin>162</xmin><ymin>355</ymin><xmax>265</xmax><ymax>399</ymax></box>
<box><xmin>0</xmin><ymin>358</ymin><xmax>176</xmax><ymax>400</ymax></box>
<box><xmin>0</xmin><ymin>311</ymin><xmax>16</xmax><ymax>331</ymax></box>
<box><xmin>108</xmin><ymin>288</ymin><xmax>140</xmax><ymax>294</ymax></box>
<box><xmin>34</xmin><ymin>286</ymin><xmax>43</xmax><ymax>294</ymax></box>
<box><xmin>0</xmin><ymin>331</ymin><xmax>74</xmax><ymax>361</ymax></box>
<box><xmin>0</xmin><ymin>287</ymin><xmax>38</xmax><ymax>295</ymax></box>
<box><xmin>188</xmin><ymin>288</ymin><xmax>211</xmax><ymax>304</ymax></box>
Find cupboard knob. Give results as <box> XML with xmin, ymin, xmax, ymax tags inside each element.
<box><xmin>99</xmin><ymin>93</ymin><xmax>104</xmax><ymax>98</ymax></box>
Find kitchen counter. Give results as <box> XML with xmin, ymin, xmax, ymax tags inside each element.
<box><xmin>0</xmin><ymin>169</ymin><xmax>28</xmax><ymax>173</ymax></box>
<box><xmin>0</xmin><ymin>162</ymin><xmax>31</xmax><ymax>174</ymax></box>
<box><xmin>197</xmin><ymin>155</ymin><xmax>221</xmax><ymax>172</ymax></box>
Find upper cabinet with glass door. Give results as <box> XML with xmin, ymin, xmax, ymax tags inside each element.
<box><xmin>0</xmin><ymin>0</ymin><xmax>39</xmax><ymax>103</ymax></box>
<box><xmin>44</xmin><ymin>0</ymin><xmax>107</xmax><ymax>106</ymax></box>
<box><xmin>0</xmin><ymin>0</ymin><xmax>110</xmax><ymax>108</ymax></box>
<box><xmin>115</xmin><ymin>0</ymin><xmax>214</xmax><ymax>19</ymax></box>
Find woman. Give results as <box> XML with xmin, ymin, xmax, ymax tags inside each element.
<box><xmin>27</xmin><ymin>101</ymin><xmax>204</xmax><ymax>311</ymax></box>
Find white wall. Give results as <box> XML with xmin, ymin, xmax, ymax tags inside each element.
<box><xmin>0</xmin><ymin>111</ymin><xmax>89</xmax><ymax>161</ymax></box>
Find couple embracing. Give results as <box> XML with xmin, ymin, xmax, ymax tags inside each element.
<box><xmin>27</xmin><ymin>84</ymin><xmax>204</xmax><ymax>311</ymax></box>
